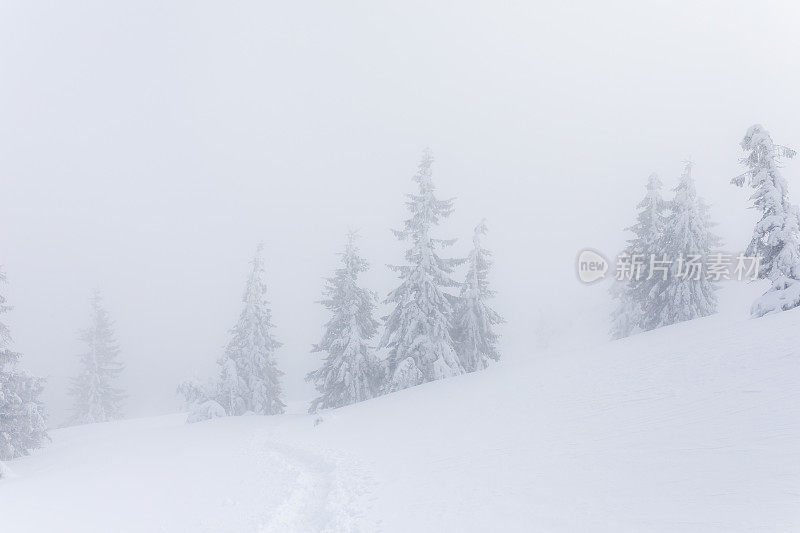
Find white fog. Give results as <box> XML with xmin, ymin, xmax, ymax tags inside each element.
<box><xmin>1</xmin><ymin>1</ymin><xmax>799</xmax><ymax>531</ymax></box>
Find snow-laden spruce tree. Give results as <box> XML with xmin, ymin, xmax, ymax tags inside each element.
<box><xmin>610</xmin><ymin>173</ymin><xmax>667</xmax><ymax>337</ymax></box>
<box><xmin>306</xmin><ymin>233</ymin><xmax>382</xmax><ymax>413</ymax></box>
<box><xmin>177</xmin><ymin>377</ymin><xmax>226</xmax><ymax>423</ymax></box>
<box><xmin>628</xmin><ymin>173</ymin><xmax>671</xmax><ymax>332</ymax></box>
<box><xmin>650</xmin><ymin>161</ymin><xmax>720</xmax><ymax>327</ymax></box>
<box><xmin>380</xmin><ymin>149</ymin><xmax>465</xmax><ymax>392</ymax></box>
<box><xmin>453</xmin><ymin>220</ymin><xmax>504</xmax><ymax>372</ymax></box>
<box><xmin>731</xmin><ymin>124</ymin><xmax>800</xmax><ymax>317</ymax></box>
<box><xmin>217</xmin><ymin>244</ymin><xmax>284</xmax><ymax>415</ymax></box>
<box><xmin>0</xmin><ymin>269</ymin><xmax>47</xmax><ymax>460</ymax></box>
<box><xmin>69</xmin><ymin>291</ymin><xmax>125</xmax><ymax>425</ymax></box>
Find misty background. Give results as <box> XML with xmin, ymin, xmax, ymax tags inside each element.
<box><xmin>1</xmin><ymin>0</ymin><xmax>799</xmax><ymax>424</ymax></box>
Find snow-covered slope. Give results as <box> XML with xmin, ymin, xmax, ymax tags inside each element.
<box><xmin>2</xmin><ymin>290</ymin><xmax>799</xmax><ymax>531</ymax></box>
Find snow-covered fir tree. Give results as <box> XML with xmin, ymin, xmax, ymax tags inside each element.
<box><xmin>217</xmin><ymin>244</ymin><xmax>284</xmax><ymax>415</ymax></box>
<box><xmin>453</xmin><ymin>220</ymin><xmax>504</xmax><ymax>372</ymax></box>
<box><xmin>306</xmin><ymin>232</ymin><xmax>382</xmax><ymax>413</ymax></box>
<box><xmin>380</xmin><ymin>149</ymin><xmax>465</xmax><ymax>392</ymax></box>
<box><xmin>0</xmin><ymin>358</ymin><xmax>46</xmax><ymax>461</ymax></box>
<box><xmin>0</xmin><ymin>269</ymin><xmax>47</xmax><ymax>460</ymax></box>
<box><xmin>177</xmin><ymin>377</ymin><xmax>226</xmax><ymax>424</ymax></box>
<box><xmin>70</xmin><ymin>291</ymin><xmax>125</xmax><ymax>425</ymax></box>
<box><xmin>650</xmin><ymin>160</ymin><xmax>720</xmax><ymax>327</ymax></box>
<box><xmin>731</xmin><ymin>124</ymin><xmax>800</xmax><ymax>317</ymax></box>
<box><xmin>610</xmin><ymin>173</ymin><xmax>667</xmax><ymax>337</ymax></box>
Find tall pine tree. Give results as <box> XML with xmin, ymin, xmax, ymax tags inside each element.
<box><xmin>217</xmin><ymin>244</ymin><xmax>284</xmax><ymax>415</ymax></box>
<box><xmin>0</xmin><ymin>269</ymin><xmax>47</xmax><ymax>459</ymax></box>
<box><xmin>731</xmin><ymin>124</ymin><xmax>800</xmax><ymax>317</ymax></box>
<box><xmin>610</xmin><ymin>173</ymin><xmax>667</xmax><ymax>337</ymax></box>
<box><xmin>453</xmin><ymin>220</ymin><xmax>504</xmax><ymax>372</ymax></box>
<box><xmin>69</xmin><ymin>291</ymin><xmax>125</xmax><ymax>425</ymax></box>
<box><xmin>306</xmin><ymin>233</ymin><xmax>382</xmax><ymax>412</ymax></box>
<box><xmin>650</xmin><ymin>160</ymin><xmax>720</xmax><ymax>326</ymax></box>
<box><xmin>380</xmin><ymin>149</ymin><xmax>465</xmax><ymax>392</ymax></box>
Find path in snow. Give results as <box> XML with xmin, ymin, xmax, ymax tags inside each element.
<box><xmin>0</xmin><ymin>414</ymin><xmax>373</xmax><ymax>532</ymax></box>
<box><xmin>2</xmin><ymin>284</ymin><xmax>799</xmax><ymax>531</ymax></box>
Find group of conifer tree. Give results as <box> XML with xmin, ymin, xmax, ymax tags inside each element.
<box><xmin>7</xmin><ymin>124</ymin><xmax>793</xmax><ymax>456</ymax></box>
<box><xmin>307</xmin><ymin>150</ymin><xmax>503</xmax><ymax>412</ymax></box>
<box><xmin>180</xmin><ymin>149</ymin><xmax>504</xmax><ymax>421</ymax></box>
<box><xmin>611</xmin><ymin>124</ymin><xmax>800</xmax><ymax>339</ymax></box>
<box><xmin>0</xmin><ymin>284</ymin><xmax>125</xmax><ymax>462</ymax></box>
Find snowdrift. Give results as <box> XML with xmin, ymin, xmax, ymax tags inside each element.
<box><xmin>1</xmin><ymin>300</ymin><xmax>798</xmax><ymax>531</ymax></box>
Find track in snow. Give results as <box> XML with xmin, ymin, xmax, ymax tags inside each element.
<box><xmin>0</xmin><ymin>415</ymin><xmax>373</xmax><ymax>532</ymax></box>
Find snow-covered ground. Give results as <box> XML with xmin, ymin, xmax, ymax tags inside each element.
<box><xmin>2</xmin><ymin>284</ymin><xmax>799</xmax><ymax>532</ymax></box>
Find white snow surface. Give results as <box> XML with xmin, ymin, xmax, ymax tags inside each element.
<box><xmin>2</xmin><ymin>284</ymin><xmax>799</xmax><ymax>531</ymax></box>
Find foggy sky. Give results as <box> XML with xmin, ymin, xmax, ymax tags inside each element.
<box><xmin>2</xmin><ymin>0</ymin><xmax>800</xmax><ymax>424</ymax></box>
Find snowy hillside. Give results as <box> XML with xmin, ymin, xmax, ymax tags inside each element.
<box><xmin>2</xmin><ymin>290</ymin><xmax>799</xmax><ymax>532</ymax></box>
